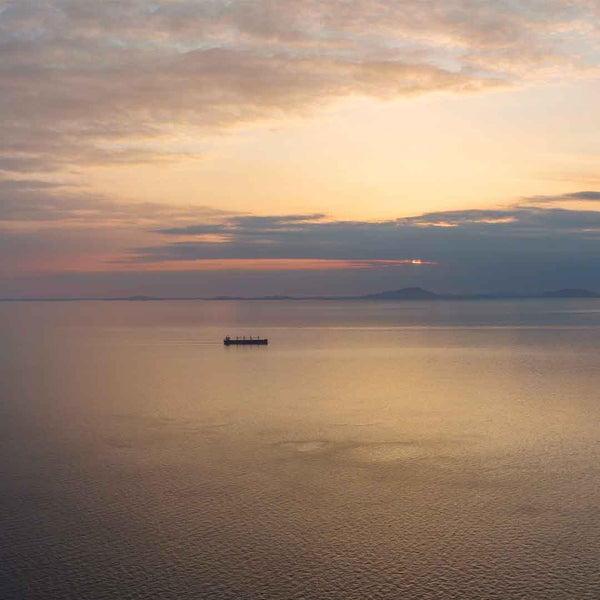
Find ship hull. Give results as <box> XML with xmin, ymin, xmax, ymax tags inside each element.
<box><xmin>224</xmin><ymin>339</ymin><xmax>268</xmax><ymax>346</ymax></box>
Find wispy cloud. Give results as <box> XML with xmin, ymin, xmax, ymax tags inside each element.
<box><xmin>524</xmin><ymin>190</ymin><xmax>600</xmax><ymax>204</ymax></box>
<box><xmin>0</xmin><ymin>178</ymin><xmax>231</xmax><ymax>225</ymax></box>
<box><xmin>1</xmin><ymin>0</ymin><xmax>599</xmax><ymax>173</ymax></box>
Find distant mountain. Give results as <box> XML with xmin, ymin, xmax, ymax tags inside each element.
<box><xmin>542</xmin><ymin>288</ymin><xmax>600</xmax><ymax>298</ymax></box>
<box><xmin>2</xmin><ymin>287</ymin><xmax>600</xmax><ymax>302</ymax></box>
<box><xmin>208</xmin><ymin>295</ymin><xmax>295</xmax><ymax>301</ymax></box>
<box><xmin>362</xmin><ymin>287</ymin><xmax>600</xmax><ymax>301</ymax></box>
<box><xmin>364</xmin><ymin>287</ymin><xmax>439</xmax><ymax>300</ymax></box>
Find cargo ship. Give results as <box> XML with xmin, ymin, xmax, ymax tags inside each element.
<box><xmin>224</xmin><ymin>335</ymin><xmax>268</xmax><ymax>346</ymax></box>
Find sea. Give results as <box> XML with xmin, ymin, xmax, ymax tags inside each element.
<box><xmin>2</xmin><ymin>299</ymin><xmax>600</xmax><ymax>599</ymax></box>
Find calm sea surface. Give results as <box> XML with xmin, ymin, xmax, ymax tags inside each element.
<box><xmin>2</xmin><ymin>299</ymin><xmax>600</xmax><ymax>599</ymax></box>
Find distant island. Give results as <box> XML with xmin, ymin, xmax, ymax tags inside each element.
<box><xmin>2</xmin><ymin>287</ymin><xmax>599</xmax><ymax>302</ymax></box>
<box><xmin>362</xmin><ymin>287</ymin><xmax>600</xmax><ymax>300</ymax></box>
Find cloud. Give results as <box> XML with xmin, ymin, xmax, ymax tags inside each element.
<box><xmin>4</xmin><ymin>184</ymin><xmax>600</xmax><ymax>263</ymax></box>
<box><xmin>0</xmin><ymin>178</ymin><xmax>232</xmax><ymax>225</ymax></box>
<box><xmin>0</xmin><ymin>180</ymin><xmax>237</xmax><ymax>275</ymax></box>
<box><xmin>7</xmin><ymin>182</ymin><xmax>599</xmax><ymax>257</ymax></box>
<box><xmin>3</xmin><ymin>186</ymin><xmax>600</xmax><ymax>292</ymax></box>
<box><xmin>158</xmin><ymin>214</ymin><xmax>328</xmax><ymax>236</ymax></box>
<box><xmin>1</xmin><ymin>0</ymin><xmax>598</xmax><ymax>173</ymax></box>
<box><xmin>397</xmin><ymin>206</ymin><xmax>600</xmax><ymax>230</ymax></box>
<box><xmin>115</xmin><ymin>200</ymin><xmax>600</xmax><ymax>269</ymax></box>
<box><xmin>525</xmin><ymin>190</ymin><xmax>600</xmax><ymax>204</ymax></box>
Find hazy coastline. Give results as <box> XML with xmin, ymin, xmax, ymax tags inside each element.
<box><xmin>2</xmin><ymin>286</ymin><xmax>598</xmax><ymax>302</ymax></box>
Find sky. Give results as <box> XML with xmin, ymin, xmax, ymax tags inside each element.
<box><xmin>2</xmin><ymin>0</ymin><xmax>600</xmax><ymax>297</ymax></box>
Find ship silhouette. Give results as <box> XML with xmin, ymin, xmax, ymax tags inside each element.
<box><xmin>224</xmin><ymin>335</ymin><xmax>268</xmax><ymax>346</ymax></box>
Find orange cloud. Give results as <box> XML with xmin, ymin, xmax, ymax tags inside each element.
<box><xmin>9</xmin><ymin>258</ymin><xmax>435</xmax><ymax>275</ymax></box>
<box><xmin>109</xmin><ymin>258</ymin><xmax>436</xmax><ymax>272</ymax></box>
